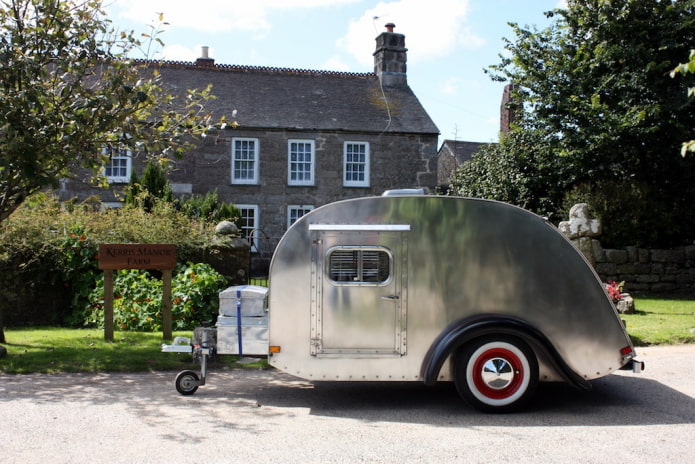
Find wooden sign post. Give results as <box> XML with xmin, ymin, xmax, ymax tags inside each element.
<box><xmin>98</xmin><ymin>244</ymin><xmax>177</xmax><ymax>341</ymax></box>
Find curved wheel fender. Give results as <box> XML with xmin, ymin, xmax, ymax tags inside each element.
<box><xmin>419</xmin><ymin>314</ymin><xmax>591</xmax><ymax>391</ymax></box>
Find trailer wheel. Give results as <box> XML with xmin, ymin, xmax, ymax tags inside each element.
<box><xmin>175</xmin><ymin>370</ymin><xmax>200</xmax><ymax>395</ymax></box>
<box><xmin>453</xmin><ymin>336</ymin><xmax>538</xmax><ymax>413</ymax></box>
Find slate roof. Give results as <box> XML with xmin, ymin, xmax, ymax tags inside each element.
<box><xmin>438</xmin><ymin>139</ymin><xmax>489</xmax><ymax>164</ymax></box>
<box><xmin>145</xmin><ymin>60</ymin><xmax>439</xmax><ymax>135</ymax></box>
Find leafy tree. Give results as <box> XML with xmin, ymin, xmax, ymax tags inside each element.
<box><xmin>124</xmin><ymin>160</ymin><xmax>173</xmax><ymax>211</ymax></box>
<box><xmin>671</xmin><ymin>49</ymin><xmax>695</xmax><ymax>156</ymax></box>
<box><xmin>0</xmin><ymin>0</ymin><xmax>226</xmax><ymax>342</ymax></box>
<box><xmin>176</xmin><ymin>190</ymin><xmax>241</xmax><ymax>225</ymax></box>
<box><xmin>451</xmin><ymin>130</ymin><xmax>566</xmax><ymax>222</ymax></box>
<box><xmin>0</xmin><ymin>0</ymin><xmax>224</xmax><ymax>223</ymax></box>
<box><xmin>123</xmin><ymin>170</ymin><xmax>141</xmax><ymax>207</ymax></box>
<box><xmin>124</xmin><ymin>161</ymin><xmax>240</xmax><ymax>225</ymax></box>
<box><xmin>451</xmin><ymin>0</ymin><xmax>695</xmax><ymax>247</ymax></box>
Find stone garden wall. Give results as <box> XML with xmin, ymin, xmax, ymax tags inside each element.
<box><xmin>592</xmin><ymin>243</ymin><xmax>695</xmax><ymax>295</ymax></box>
<box><xmin>560</xmin><ymin>204</ymin><xmax>695</xmax><ymax>295</ymax></box>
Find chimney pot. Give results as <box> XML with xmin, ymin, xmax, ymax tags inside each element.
<box><xmin>196</xmin><ymin>46</ymin><xmax>215</xmax><ymax>68</ymax></box>
<box><xmin>385</xmin><ymin>23</ymin><xmax>395</xmax><ymax>32</ymax></box>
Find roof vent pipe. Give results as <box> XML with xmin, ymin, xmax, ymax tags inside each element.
<box><xmin>196</xmin><ymin>46</ymin><xmax>215</xmax><ymax>67</ymax></box>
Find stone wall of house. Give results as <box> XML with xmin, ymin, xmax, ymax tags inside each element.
<box><xmin>59</xmin><ymin>128</ymin><xmax>439</xmax><ymax>253</ymax></box>
<box><xmin>172</xmin><ymin>128</ymin><xmax>439</xmax><ymax>242</ymax></box>
<box><xmin>560</xmin><ymin>203</ymin><xmax>695</xmax><ymax>295</ymax></box>
<box><xmin>437</xmin><ymin>149</ymin><xmax>457</xmax><ymax>186</ymax></box>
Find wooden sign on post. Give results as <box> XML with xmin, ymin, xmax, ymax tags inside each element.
<box><xmin>98</xmin><ymin>244</ymin><xmax>177</xmax><ymax>341</ymax></box>
<box><xmin>98</xmin><ymin>244</ymin><xmax>177</xmax><ymax>270</ymax></box>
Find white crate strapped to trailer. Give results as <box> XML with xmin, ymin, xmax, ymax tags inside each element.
<box><xmin>216</xmin><ymin>316</ymin><xmax>268</xmax><ymax>355</ymax></box>
<box><xmin>216</xmin><ymin>285</ymin><xmax>269</xmax><ymax>356</ymax></box>
<box><xmin>218</xmin><ymin>285</ymin><xmax>268</xmax><ymax>317</ymax></box>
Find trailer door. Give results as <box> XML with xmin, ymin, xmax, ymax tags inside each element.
<box><xmin>309</xmin><ymin>225</ymin><xmax>409</xmax><ymax>356</ymax></box>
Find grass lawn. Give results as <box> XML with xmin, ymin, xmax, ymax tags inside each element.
<box><xmin>623</xmin><ymin>298</ymin><xmax>695</xmax><ymax>346</ymax></box>
<box><xmin>1</xmin><ymin>298</ymin><xmax>692</xmax><ymax>374</ymax></box>
<box><xmin>0</xmin><ymin>328</ymin><xmax>266</xmax><ymax>374</ymax></box>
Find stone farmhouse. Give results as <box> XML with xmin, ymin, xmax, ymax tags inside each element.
<box><xmin>58</xmin><ymin>24</ymin><xmax>439</xmax><ymax>262</ymax></box>
<box><xmin>436</xmin><ymin>140</ymin><xmax>487</xmax><ymax>190</ymax></box>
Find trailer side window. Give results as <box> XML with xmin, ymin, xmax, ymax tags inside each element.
<box><xmin>328</xmin><ymin>247</ymin><xmax>391</xmax><ymax>284</ymax></box>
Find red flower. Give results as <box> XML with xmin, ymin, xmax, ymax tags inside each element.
<box><xmin>605</xmin><ymin>281</ymin><xmax>625</xmax><ymax>303</ymax></box>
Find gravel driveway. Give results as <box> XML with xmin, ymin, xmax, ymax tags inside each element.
<box><xmin>1</xmin><ymin>345</ymin><xmax>693</xmax><ymax>463</ymax></box>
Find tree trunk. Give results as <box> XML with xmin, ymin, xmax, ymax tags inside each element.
<box><xmin>0</xmin><ymin>308</ymin><xmax>5</xmax><ymax>344</ymax></box>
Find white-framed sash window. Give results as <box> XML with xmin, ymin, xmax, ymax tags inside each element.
<box><xmin>231</xmin><ymin>138</ymin><xmax>259</xmax><ymax>184</ymax></box>
<box><xmin>288</xmin><ymin>140</ymin><xmax>315</xmax><ymax>186</ymax></box>
<box><xmin>287</xmin><ymin>205</ymin><xmax>314</xmax><ymax>227</ymax></box>
<box><xmin>236</xmin><ymin>204</ymin><xmax>259</xmax><ymax>252</ymax></box>
<box><xmin>344</xmin><ymin>141</ymin><xmax>370</xmax><ymax>187</ymax></box>
<box><xmin>102</xmin><ymin>146</ymin><xmax>132</xmax><ymax>183</ymax></box>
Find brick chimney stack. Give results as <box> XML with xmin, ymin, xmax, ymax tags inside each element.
<box><xmin>196</xmin><ymin>46</ymin><xmax>215</xmax><ymax>68</ymax></box>
<box><xmin>500</xmin><ymin>83</ymin><xmax>519</xmax><ymax>133</ymax></box>
<box><xmin>373</xmin><ymin>23</ymin><xmax>407</xmax><ymax>87</ymax></box>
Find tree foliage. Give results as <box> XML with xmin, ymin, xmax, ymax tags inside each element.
<box><xmin>451</xmin><ymin>130</ymin><xmax>565</xmax><ymax>222</ymax></box>
<box><xmin>0</xmin><ymin>0</ymin><xmax>227</xmax><ymax>342</ymax></box>
<box><xmin>176</xmin><ymin>190</ymin><xmax>242</xmax><ymax>226</ymax></box>
<box><xmin>124</xmin><ymin>161</ymin><xmax>241</xmax><ymax>225</ymax></box>
<box><xmin>0</xmin><ymin>0</ymin><xmax>224</xmax><ymax>224</ymax></box>
<box><xmin>671</xmin><ymin>48</ymin><xmax>695</xmax><ymax>156</ymax></box>
<box><xmin>124</xmin><ymin>160</ymin><xmax>173</xmax><ymax>211</ymax></box>
<box><xmin>451</xmin><ymin>0</ymin><xmax>695</xmax><ymax>247</ymax></box>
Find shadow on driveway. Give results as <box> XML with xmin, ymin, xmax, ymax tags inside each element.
<box><xmin>1</xmin><ymin>366</ymin><xmax>692</xmax><ymax>428</ymax></box>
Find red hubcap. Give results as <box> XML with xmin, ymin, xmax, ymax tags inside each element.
<box><xmin>472</xmin><ymin>347</ymin><xmax>524</xmax><ymax>400</ymax></box>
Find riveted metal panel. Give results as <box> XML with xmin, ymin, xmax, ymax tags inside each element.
<box><xmin>268</xmin><ymin>196</ymin><xmax>633</xmax><ymax>382</ymax></box>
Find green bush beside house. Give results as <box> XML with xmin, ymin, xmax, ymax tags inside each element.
<box><xmin>0</xmin><ymin>194</ymin><xmax>249</xmax><ymax>330</ymax></box>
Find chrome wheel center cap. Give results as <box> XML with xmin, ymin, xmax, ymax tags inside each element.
<box><xmin>481</xmin><ymin>357</ymin><xmax>515</xmax><ymax>389</ymax></box>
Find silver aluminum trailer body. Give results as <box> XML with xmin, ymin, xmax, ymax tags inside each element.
<box><xmin>165</xmin><ymin>194</ymin><xmax>642</xmax><ymax>412</ymax></box>
<box><xmin>265</xmin><ymin>195</ymin><xmax>639</xmax><ymax>411</ymax></box>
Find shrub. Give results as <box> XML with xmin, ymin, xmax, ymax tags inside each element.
<box><xmin>79</xmin><ymin>262</ymin><xmax>226</xmax><ymax>331</ymax></box>
<box><xmin>176</xmin><ymin>190</ymin><xmax>241</xmax><ymax>226</ymax></box>
<box><xmin>123</xmin><ymin>161</ymin><xmax>241</xmax><ymax>226</ymax></box>
<box><xmin>0</xmin><ymin>193</ymin><xmax>238</xmax><ymax>326</ymax></box>
<box><xmin>124</xmin><ymin>160</ymin><xmax>174</xmax><ymax>212</ymax></box>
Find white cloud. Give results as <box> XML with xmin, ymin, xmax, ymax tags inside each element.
<box><xmin>438</xmin><ymin>75</ymin><xmax>485</xmax><ymax>101</ymax></box>
<box><xmin>441</xmin><ymin>77</ymin><xmax>462</xmax><ymax>96</ymax></box>
<box><xmin>110</xmin><ymin>0</ymin><xmax>360</xmax><ymax>36</ymax></box>
<box><xmin>320</xmin><ymin>55</ymin><xmax>351</xmax><ymax>71</ymax></box>
<box><xmin>337</xmin><ymin>0</ymin><xmax>479</xmax><ymax>67</ymax></box>
<box><xmin>160</xmin><ymin>44</ymin><xmax>212</xmax><ymax>62</ymax></box>
<box><xmin>457</xmin><ymin>25</ymin><xmax>485</xmax><ymax>49</ymax></box>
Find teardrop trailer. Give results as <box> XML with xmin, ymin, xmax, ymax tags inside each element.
<box><xmin>163</xmin><ymin>193</ymin><xmax>644</xmax><ymax>412</ymax></box>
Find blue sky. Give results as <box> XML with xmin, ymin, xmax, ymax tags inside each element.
<box><xmin>107</xmin><ymin>0</ymin><xmax>564</xmax><ymax>145</ymax></box>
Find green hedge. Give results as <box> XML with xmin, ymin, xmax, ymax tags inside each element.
<box><xmin>0</xmin><ymin>194</ymin><xmax>247</xmax><ymax>328</ymax></box>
